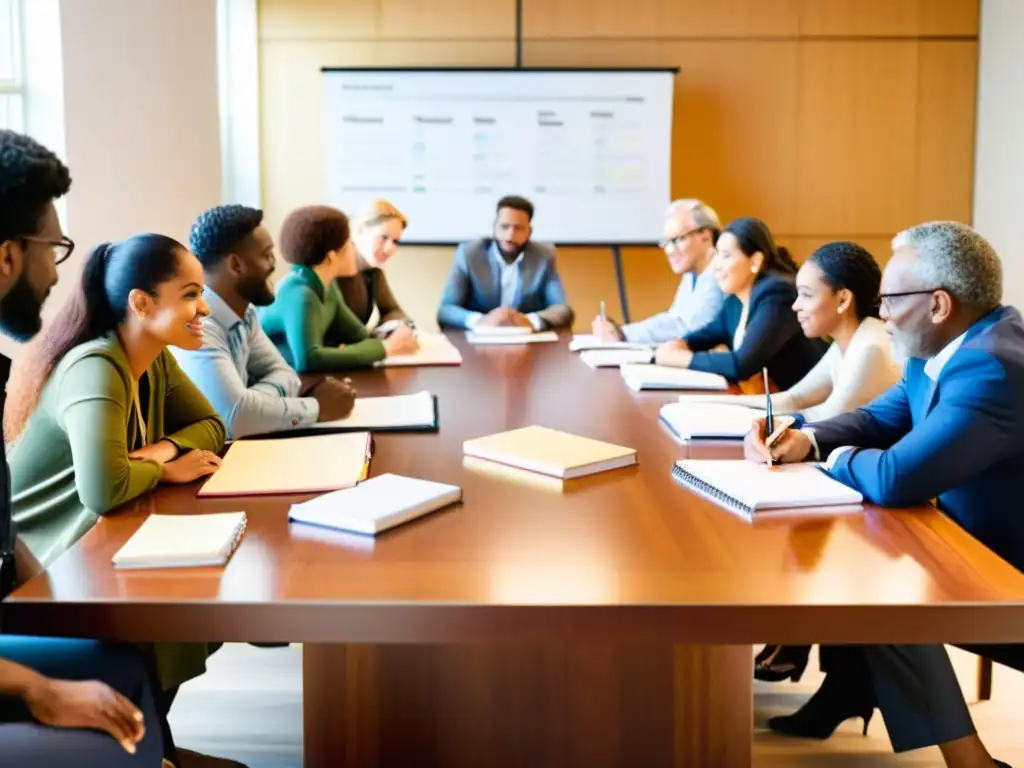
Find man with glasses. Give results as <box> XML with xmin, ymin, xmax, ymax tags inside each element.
<box><xmin>745</xmin><ymin>220</ymin><xmax>1020</xmax><ymax>768</ymax></box>
<box><xmin>591</xmin><ymin>198</ymin><xmax>725</xmax><ymax>343</ymax></box>
<box><xmin>0</xmin><ymin>130</ymin><xmax>170</xmax><ymax>766</ymax></box>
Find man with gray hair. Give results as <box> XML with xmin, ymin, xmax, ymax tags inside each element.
<box><xmin>745</xmin><ymin>220</ymin><xmax>1021</xmax><ymax>768</ymax></box>
<box><xmin>591</xmin><ymin>199</ymin><xmax>725</xmax><ymax>343</ymax></box>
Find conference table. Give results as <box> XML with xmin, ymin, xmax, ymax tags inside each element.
<box><xmin>6</xmin><ymin>331</ymin><xmax>1024</xmax><ymax>767</ymax></box>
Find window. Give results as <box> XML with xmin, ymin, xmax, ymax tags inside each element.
<box><xmin>0</xmin><ymin>0</ymin><xmax>24</xmax><ymax>131</ymax></box>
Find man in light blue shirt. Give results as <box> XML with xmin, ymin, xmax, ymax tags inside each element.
<box><xmin>437</xmin><ymin>195</ymin><xmax>573</xmax><ymax>330</ymax></box>
<box><xmin>173</xmin><ymin>205</ymin><xmax>355</xmax><ymax>439</ymax></box>
<box><xmin>591</xmin><ymin>199</ymin><xmax>725</xmax><ymax>343</ymax></box>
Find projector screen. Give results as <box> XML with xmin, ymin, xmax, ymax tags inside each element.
<box><xmin>322</xmin><ymin>68</ymin><xmax>676</xmax><ymax>245</ymax></box>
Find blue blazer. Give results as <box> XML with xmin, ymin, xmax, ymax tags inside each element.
<box><xmin>437</xmin><ymin>239</ymin><xmax>573</xmax><ymax>330</ymax></box>
<box><xmin>810</xmin><ymin>306</ymin><xmax>1024</xmax><ymax>572</ymax></box>
<box><xmin>683</xmin><ymin>271</ymin><xmax>827</xmax><ymax>390</ymax></box>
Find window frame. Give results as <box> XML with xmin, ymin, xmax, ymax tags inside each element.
<box><xmin>0</xmin><ymin>0</ymin><xmax>26</xmax><ymax>132</ymax></box>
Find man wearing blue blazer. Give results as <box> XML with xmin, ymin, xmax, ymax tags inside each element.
<box><xmin>437</xmin><ymin>195</ymin><xmax>573</xmax><ymax>330</ymax></box>
<box><xmin>746</xmin><ymin>221</ymin><xmax>1018</xmax><ymax>768</ymax></box>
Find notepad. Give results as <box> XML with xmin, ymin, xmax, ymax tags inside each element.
<box><xmin>198</xmin><ymin>432</ymin><xmax>371</xmax><ymax>496</ymax></box>
<box><xmin>288</xmin><ymin>473</ymin><xmax>461</xmax><ymax>536</ymax></box>
<box><xmin>580</xmin><ymin>348</ymin><xmax>654</xmax><ymax>368</ymax></box>
<box><xmin>659</xmin><ymin>402</ymin><xmax>761</xmax><ymax>441</ymax></box>
<box><xmin>375</xmin><ymin>333</ymin><xmax>462</xmax><ymax>367</ymax></box>
<box><xmin>569</xmin><ymin>334</ymin><xmax>654</xmax><ymax>353</ymax></box>
<box><xmin>311</xmin><ymin>391</ymin><xmax>437</xmax><ymax>432</ymax></box>
<box><xmin>467</xmin><ymin>331</ymin><xmax>559</xmax><ymax>345</ymax></box>
<box><xmin>620</xmin><ymin>364</ymin><xmax>729</xmax><ymax>391</ymax></box>
<box><xmin>676</xmin><ymin>393</ymin><xmax>766</xmax><ymax>410</ymax></box>
<box><xmin>672</xmin><ymin>460</ymin><xmax>863</xmax><ymax>521</ymax></box>
<box><xmin>112</xmin><ymin>512</ymin><xmax>247</xmax><ymax>569</ymax></box>
<box><xmin>464</xmin><ymin>425</ymin><xmax>637</xmax><ymax>479</ymax></box>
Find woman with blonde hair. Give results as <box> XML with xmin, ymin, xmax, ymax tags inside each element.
<box><xmin>337</xmin><ymin>199</ymin><xmax>412</xmax><ymax>329</ymax></box>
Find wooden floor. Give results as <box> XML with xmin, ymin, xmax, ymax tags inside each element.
<box><xmin>168</xmin><ymin>643</ymin><xmax>1024</xmax><ymax>767</ymax></box>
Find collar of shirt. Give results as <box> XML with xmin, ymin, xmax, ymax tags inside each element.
<box><xmin>204</xmin><ymin>286</ymin><xmax>255</xmax><ymax>334</ymax></box>
<box><xmin>489</xmin><ymin>241</ymin><xmax>525</xmax><ymax>269</ymax></box>
<box><xmin>923</xmin><ymin>331</ymin><xmax>967</xmax><ymax>381</ymax></box>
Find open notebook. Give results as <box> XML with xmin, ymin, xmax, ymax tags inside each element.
<box><xmin>467</xmin><ymin>331</ymin><xmax>559</xmax><ymax>345</ymax></box>
<box><xmin>310</xmin><ymin>391</ymin><xmax>438</xmax><ymax>432</ymax></box>
<box><xmin>198</xmin><ymin>432</ymin><xmax>371</xmax><ymax>496</ymax></box>
<box><xmin>580</xmin><ymin>348</ymin><xmax>654</xmax><ymax>369</ymax></box>
<box><xmin>620</xmin><ymin>364</ymin><xmax>729</xmax><ymax>392</ymax></box>
<box><xmin>288</xmin><ymin>473</ymin><xmax>462</xmax><ymax>536</ymax></box>
<box><xmin>659</xmin><ymin>402</ymin><xmax>762</xmax><ymax>441</ymax></box>
<box><xmin>672</xmin><ymin>460</ymin><xmax>863</xmax><ymax>522</ymax></box>
<box><xmin>464</xmin><ymin>425</ymin><xmax>636</xmax><ymax>479</ymax></box>
<box><xmin>569</xmin><ymin>334</ymin><xmax>654</xmax><ymax>353</ymax></box>
<box><xmin>112</xmin><ymin>512</ymin><xmax>247</xmax><ymax>570</ymax></box>
<box><xmin>375</xmin><ymin>333</ymin><xmax>463</xmax><ymax>367</ymax></box>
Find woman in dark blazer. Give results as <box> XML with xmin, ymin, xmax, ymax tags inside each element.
<box><xmin>655</xmin><ymin>217</ymin><xmax>827</xmax><ymax>389</ymax></box>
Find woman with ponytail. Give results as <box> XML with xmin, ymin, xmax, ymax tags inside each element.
<box><xmin>655</xmin><ymin>216</ymin><xmax>827</xmax><ymax>390</ymax></box>
<box><xmin>3</xmin><ymin>234</ymin><xmax>227</xmax><ymax>733</ymax></box>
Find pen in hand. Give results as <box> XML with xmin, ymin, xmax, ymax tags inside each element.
<box><xmin>762</xmin><ymin>367</ymin><xmax>777</xmax><ymax>466</ymax></box>
<box><xmin>599</xmin><ymin>300</ymin><xmax>607</xmax><ymax>323</ymax></box>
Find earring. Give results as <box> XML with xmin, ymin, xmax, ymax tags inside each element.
<box><xmin>838</xmin><ymin>306</ymin><xmax>845</xmax><ymax>314</ymax></box>
<box><xmin>751</xmin><ymin>266</ymin><xmax>758</xmax><ymax>274</ymax></box>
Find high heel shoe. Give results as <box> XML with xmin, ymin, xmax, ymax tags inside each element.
<box><xmin>755</xmin><ymin>644</ymin><xmax>811</xmax><ymax>682</ymax></box>
<box><xmin>768</xmin><ymin>669</ymin><xmax>875</xmax><ymax>740</ymax></box>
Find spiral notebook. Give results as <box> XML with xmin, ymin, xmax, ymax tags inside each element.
<box><xmin>672</xmin><ymin>460</ymin><xmax>863</xmax><ymax>521</ymax></box>
<box><xmin>112</xmin><ymin>512</ymin><xmax>247</xmax><ymax>569</ymax></box>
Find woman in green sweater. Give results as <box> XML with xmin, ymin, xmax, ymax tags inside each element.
<box><xmin>3</xmin><ymin>234</ymin><xmax>231</xmax><ymax>763</ymax></box>
<box><xmin>259</xmin><ymin>204</ymin><xmax>417</xmax><ymax>371</ymax></box>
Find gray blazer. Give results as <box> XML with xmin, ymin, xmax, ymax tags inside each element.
<box><xmin>436</xmin><ymin>239</ymin><xmax>574</xmax><ymax>330</ymax></box>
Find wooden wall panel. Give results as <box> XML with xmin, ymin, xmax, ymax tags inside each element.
<box><xmin>622</xmin><ymin>248</ymin><xmax>680</xmax><ymax>327</ymax></box>
<box><xmin>259</xmin><ymin>0</ymin><xmax>380</xmax><ymax>40</ymax></box>
<box><xmin>522</xmin><ymin>0</ymin><xmax>801</xmax><ymax>40</ymax></box>
<box><xmin>795</xmin><ymin>42</ymin><xmax>920</xmax><ymax>235</ymax></box>
<box><xmin>914</xmin><ymin>41</ymin><xmax>978</xmax><ymax>223</ymax></box>
<box><xmin>799</xmin><ymin>0</ymin><xmax>979</xmax><ymax>37</ymax></box>
<box><xmin>380</xmin><ymin>0</ymin><xmax>515</xmax><ymax>40</ymax></box>
<box><xmin>785</xmin><ymin>236</ymin><xmax>896</xmax><ymax>267</ymax></box>
<box><xmin>524</xmin><ymin>41</ymin><xmax>799</xmax><ymax>233</ymax></box>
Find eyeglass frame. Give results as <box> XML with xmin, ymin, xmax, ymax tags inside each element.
<box><xmin>659</xmin><ymin>226</ymin><xmax>710</xmax><ymax>253</ymax></box>
<box><xmin>18</xmin><ymin>235</ymin><xmax>76</xmax><ymax>266</ymax></box>
<box><xmin>877</xmin><ymin>288</ymin><xmax>945</xmax><ymax>313</ymax></box>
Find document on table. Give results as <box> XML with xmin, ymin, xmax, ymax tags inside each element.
<box><xmin>569</xmin><ymin>334</ymin><xmax>655</xmax><ymax>353</ymax></box>
<box><xmin>659</xmin><ymin>402</ymin><xmax>762</xmax><ymax>441</ymax></box>
<box><xmin>467</xmin><ymin>331</ymin><xmax>559</xmax><ymax>345</ymax></box>
<box><xmin>620</xmin><ymin>364</ymin><xmax>729</xmax><ymax>391</ymax></box>
<box><xmin>375</xmin><ymin>332</ymin><xmax>462</xmax><ymax>367</ymax></box>
<box><xmin>310</xmin><ymin>391</ymin><xmax>438</xmax><ymax>432</ymax></box>
<box><xmin>580</xmin><ymin>348</ymin><xmax>654</xmax><ymax>368</ymax></box>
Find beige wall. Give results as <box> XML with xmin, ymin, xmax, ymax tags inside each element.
<box><xmin>974</xmin><ymin>0</ymin><xmax>1024</xmax><ymax>309</ymax></box>
<box><xmin>259</xmin><ymin>0</ymin><xmax>979</xmax><ymax>331</ymax></box>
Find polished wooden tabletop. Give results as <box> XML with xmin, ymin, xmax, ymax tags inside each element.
<box><xmin>7</xmin><ymin>332</ymin><xmax>1024</xmax><ymax>645</ymax></box>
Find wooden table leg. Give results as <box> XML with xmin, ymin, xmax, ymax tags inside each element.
<box><xmin>303</xmin><ymin>643</ymin><xmax>752</xmax><ymax>768</ymax></box>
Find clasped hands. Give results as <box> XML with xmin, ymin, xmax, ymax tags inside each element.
<box><xmin>127</xmin><ymin>439</ymin><xmax>221</xmax><ymax>484</ymax></box>
<box><xmin>476</xmin><ymin>307</ymin><xmax>533</xmax><ymax>329</ymax></box>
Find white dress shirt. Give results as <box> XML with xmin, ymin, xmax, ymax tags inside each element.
<box><xmin>465</xmin><ymin>244</ymin><xmax>545</xmax><ymax>331</ymax></box>
<box><xmin>620</xmin><ymin>257</ymin><xmax>725</xmax><ymax>343</ymax></box>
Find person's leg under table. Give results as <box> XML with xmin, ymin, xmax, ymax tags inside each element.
<box><xmin>0</xmin><ymin>636</ymin><xmax>164</xmax><ymax>767</ymax></box>
<box><xmin>302</xmin><ymin>642</ymin><xmax>754</xmax><ymax>768</ymax></box>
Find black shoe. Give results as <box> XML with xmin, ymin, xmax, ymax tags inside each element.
<box><xmin>755</xmin><ymin>644</ymin><xmax>811</xmax><ymax>682</ymax></box>
<box><xmin>768</xmin><ymin>668</ymin><xmax>875</xmax><ymax>740</ymax></box>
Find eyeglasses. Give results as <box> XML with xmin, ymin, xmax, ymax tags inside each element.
<box><xmin>659</xmin><ymin>227</ymin><xmax>706</xmax><ymax>252</ymax></box>
<box><xmin>878</xmin><ymin>288</ymin><xmax>943</xmax><ymax>312</ymax></box>
<box><xmin>19</xmin><ymin>235</ymin><xmax>75</xmax><ymax>266</ymax></box>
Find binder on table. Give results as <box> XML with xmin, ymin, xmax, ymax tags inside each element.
<box><xmin>671</xmin><ymin>460</ymin><xmax>863</xmax><ymax>522</ymax></box>
<box><xmin>463</xmin><ymin>425</ymin><xmax>636</xmax><ymax>479</ymax></box>
<box><xmin>310</xmin><ymin>391</ymin><xmax>438</xmax><ymax>433</ymax></box>
<box><xmin>288</xmin><ymin>473</ymin><xmax>461</xmax><ymax>536</ymax></box>
<box><xmin>112</xmin><ymin>512</ymin><xmax>247</xmax><ymax>570</ymax></box>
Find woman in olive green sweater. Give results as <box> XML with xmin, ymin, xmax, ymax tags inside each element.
<box><xmin>259</xmin><ymin>204</ymin><xmax>417</xmax><ymax>371</ymax></box>
<box><xmin>4</xmin><ymin>235</ymin><xmax>227</xmax><ymax>737</ymax></box>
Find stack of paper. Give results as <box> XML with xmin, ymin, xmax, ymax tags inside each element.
<box><xmin>569</xmin><ymin>334</ymin><xmax>654</xmax><ymax>353</ymax></box>
<box><xmin>672</xmin><ymin>460</ymin><xmax>863</xmax><ymax>521</ymax></box>
<box><xmin>620</xmin><ymin>364</ymin><xmax>729</xmax><ymax>392</ymax></box>
<box><xmin>580</xmin><ymin>348</ymin><xmax>654</xmax><ymax>368</ymax></box>
<box><xmin>464</xmin><ymin>425</ymin><xmax>636</xmax><ymax>479</ymax></box>
<box><xmin>288</xmin><ymin>473</ymin><xmax>462</xmax><ymax>536</ymax></box>
<box><xmin>467</xmin><ymin>330</ymin><xmax>559</xmax><ymax>345</ymax></box>
<box><xmin>659</xmin><ymin>402</ymin><xmax>760</xmax><ymax>441</ymax></box>
<box><xmin>468</xmin><ymin>325</ymin><xmax>533</xmax><ymax>337</ymax></box>
<box><xmin>376</xmin><ymin>333</ymin><xmax>462</xmax><ymax>367</ymax></box>
<box><xmin>198</xmin><ymin>432</ymin><xmax>371</xmax><ymax>496</ymax></box>
<box><xmin>112</xmin><ymin>512</ymin><xmax>247</xmax><ymax>570</ymax></box>
<box><xmin>311</xmin><ymin>391</ymin><xmax>437</xmax><ymax>432</ymax></box>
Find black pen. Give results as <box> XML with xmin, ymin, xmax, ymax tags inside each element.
<box><xmin>763</xmin><ymin>367</ymin><xmax>777</xmax><ymax>465</ymax></box>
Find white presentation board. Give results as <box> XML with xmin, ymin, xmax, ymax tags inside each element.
<box><xmin>322</xmin><ymin>68</ymin><xmax>676</xmax><ymax>244</ymax></box>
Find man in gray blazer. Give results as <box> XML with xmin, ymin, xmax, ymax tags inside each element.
<box><xmin>437</xmin><ymin>195</ymin><xmax>573</xmax><ymax>330</ymax></box>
